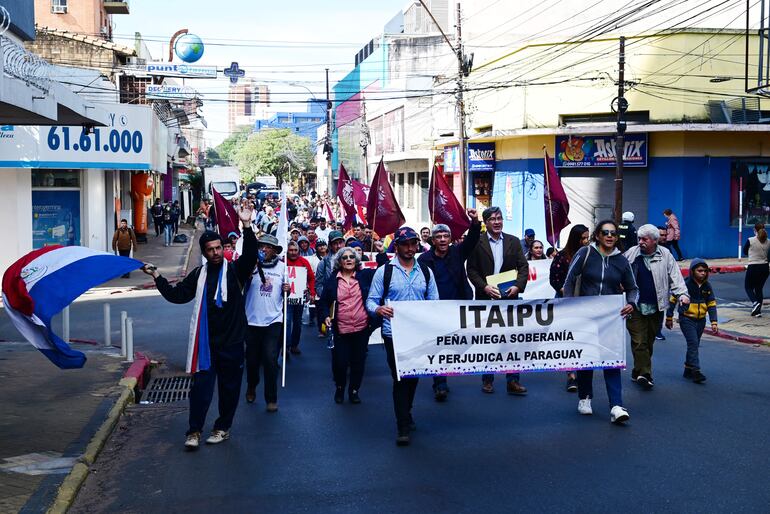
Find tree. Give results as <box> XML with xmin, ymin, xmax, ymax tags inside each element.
<box><xmin>234</xmin><ymin>128</ymin><xmax>316</xmax><ymax>187</ymax></box>
<box><xmin>204</xmin><ymin>148</ymin><xmax>224</xmax><ymax>167</ymax></box>
<box><xmin>215</xmin><ymin>125</ymin><xmax>252</xmax><ymax>165</ymax></box>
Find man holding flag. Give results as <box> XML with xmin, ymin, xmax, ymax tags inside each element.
<box><xmin>142</xmin><ymin>205</ymin><xmax>257</xmax><ymax>450</ymax></box>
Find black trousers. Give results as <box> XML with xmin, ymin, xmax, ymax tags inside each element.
<box><xmin>153</xmin><ymin>216</ymin><xmax>163</xmax><ymax>236</ymax></box>
<box><xmin>332</xmin><ymin>329</ymin><xmax>369</xmax><ymax>392</ymax></box>
<box><xmin>384</xmin><ymin>336</ymin><xmax>418</xmax><ymax>431</ymax></box>
<box><xmin>245</xmin><ymin>323</ymin><xmax>282</xmax><ymax>403</ymax></box>
<box><xmin>187</xmin><ymin>342</ymin><xmax>244</xmax><ymax>435</ymax></box>
<box><xmin>745</xmin><ymin>263</ymin><xmax>769</xmax><ymax>312</ymax></box>
<box><xmin>118</xmin><ymin>249</ymin><xmax>131</xmax><ymax>277</ymax></box>
<box><xmin>664</xmin><ymin>240</ymin><xmax>683</xmax><ymax>260</ymax></box>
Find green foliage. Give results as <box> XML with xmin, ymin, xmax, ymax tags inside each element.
<box><xmin>234</xmin><ymin>128</ymin><xmax>316</xmax><ymax>186</ymax></box>
<box><xmin>204</xmin><ymin>148</ymin><xmax>224</xmax><ymax>167</ymax></box>
<box><xmin>215</xmin><ymin>126</ymin><xmax>252</xmax><ymax>165</ymax></box>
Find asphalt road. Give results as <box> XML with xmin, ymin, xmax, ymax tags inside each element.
<box><xmin>65</xmin><ymin>302</ymin><xmax>770</xmax><ymax>513</ymax></box>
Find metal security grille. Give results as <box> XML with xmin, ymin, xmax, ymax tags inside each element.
<box><xmin>141</xmin><ymin>375</ymin><xmax>192</xmax><ymax>404</ymax></box>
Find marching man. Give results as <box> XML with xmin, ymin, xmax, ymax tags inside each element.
<box><xmin>142</xmin><ymin>205</ymin><xmax>258</xmax><ymax>450</ymax></box>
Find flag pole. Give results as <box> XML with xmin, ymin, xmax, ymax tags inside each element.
<box><xmin>543</xmin><ymin>146</ymin><xmax>557</xmax><ymax>247</ymax></box>
<box><xmin>430</xmin><ymin>163</ymin><xmax>436</xmax><ymax>224</ymax></box>
<box><xmin>282</xmin><ymin>267</ymin><xmax>288</xmax><ymax>387</ymax></box>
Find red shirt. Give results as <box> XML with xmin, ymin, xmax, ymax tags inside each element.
<box><xmin>286</xmin><ymin>255</ymin><xmax>316</xmax><ymax>297</ymax></box>
<box><xmin>335</xmin><ymin>272</ymin><xmax>369</xmax><ymax>334</ymax></box>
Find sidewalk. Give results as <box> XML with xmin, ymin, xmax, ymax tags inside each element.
<box><xmin>677</xmin><ymin>257</ymin><xmax>747</xmax><ymax>276</ymax></box>
<box><xmin>708</xmin><ymin>302</ymin><xmax>770</xmax><ymax>345</ymax></box>
<box><xmin>0</xmin><ymin>343</ymin><xmax>127</xmax><ymax>513</ymax></box>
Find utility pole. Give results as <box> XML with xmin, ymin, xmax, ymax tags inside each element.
<box><xmin>324</xmin><ymin>67</ymin><xmax>334</xmax><ymax>195</ymax></box>
<box><xmin>418</xmin><ymin>1</ymin><xmax>473</xmax><ymax>207</ymax></box>
<box><xmin>360</xmin><ymin>98</ymin><xmax>371</xmax><ymax>183</ymax></box>
<box><xmin>613</xmin><ymin>36</ymin><xmax>627</xmax><ymax>224</ymax></box>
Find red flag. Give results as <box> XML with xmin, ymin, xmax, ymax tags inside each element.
<box><xmin>429</xmin><ymin>163</ymin><xmax>470</xmax><ymax>240</ymax></box>
<box><xmin>366</xmin><ymin>158</ymin><xmax>405</xmax><ymax>236</ymax></box>
<box><xmin>543</xmin><ymin>150</ymin><xmax>571</xmax><ymax>246</ymax></box>
<box><xmin>351</xmin><ymin>180</ymin><xmax>370</xmax><ymax>223</ymax></box>
<box><xmin>212</xmin><ymin>187</ymin><xmax>241</xmax><ymax>238</ymax></box>
<box><xmin>336</xmin><ymin>163</ymin><xmax>357</xmax><ymax>229</ymax></box>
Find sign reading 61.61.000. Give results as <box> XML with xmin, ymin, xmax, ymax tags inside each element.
<box><xmin>46</xmin><ymin>126</ymin><xmax>143</xmax><ymax>154</ymax></box>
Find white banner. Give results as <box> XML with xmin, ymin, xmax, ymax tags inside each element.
<box><xmin>521</xmin><ymin>259</ymin><xmax>555</xmax><ymax>300</ymax></box>
<box><xmin>389</xmin><ymin>296</ymin><xmax>627</xmax><ymax>378</ymax></box>
<box><xmin>287</xmin><ymin>266</ymin><xmax>307</xmax><ymax>305</ymax></box>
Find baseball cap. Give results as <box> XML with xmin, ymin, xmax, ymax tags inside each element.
<box><xmin>394</xmin><ymin>226</ymin><xmax>419</xmax><ymax>243</ymax></box>
<box><xmin>328</xmin><ymin>230</ymin><xmax>344</xmax><ymax>243</ymax></box>
<box><xmin>524</xmin><ymin>228</ymin><xmax>535</xmax><ymax>237</ymax></box>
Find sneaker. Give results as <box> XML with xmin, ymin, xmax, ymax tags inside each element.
<box><xmin>349</xmin><ymin>390</ymin><xmax>361</xmax><ymax>404</ymax></box>
<box><xmin>683</xmin><ymin>367</ymin><xmax>693</xmax><ymax>380</ymax></box>
<box><xmin>481</xmin><ymin>382</ymin><xmax>494</xmax><ymax>394</ymax></box>
<box><xmin>692</xmin><ymin>369</ymin><xmax>707</xmax><ymax>383</ymax></box>
<box><xmin>751</xmin><ymin>302</ymin><xmax>761</xmax><ymax>317</ymax></box>
<box><xmin>655</xmin><ymin>334</ymin><xmax>666</xmax><ymax>341</ymax></box>
<box><xmin>577</xmin><ymin>398</ymin><xmax>593</xmax><ymax>415</ymax></box>
<box><xmin>184</xmin><ymin>432</ymin><xmax>201</xmax><ymax>450</ymax></box>
<box><xmin>630</xmin><ymin>370</ymin><xmax>639</xmax><ymax>382</ymax></box>
<box><xmin>506</xmin><ymin>381</ymin><xmax>528</xmax><ymax>396</ymax></box>
<box><xmin>334</xmin><ymin>387</ymin><xmax>344</xmax><ymax>404</ymax></box>
<box><xmin>434</xmin><ymin>388</ymin><xmax>448</xmax><ymax>402</ymax></box>
<box><xmin>396</xmin><ymin>429</ymin><xmax>410</xmax><ymax>446</ymax></box>
<box><xmin>266</xmin><ymin>402</ymin><xmax>278</xmax><ymax>413</ymax></box>
<box><xmin>566</xmin><ymin>375</ymin><xmax>578</xmax><ymax>392</ymax></box>
<box><xmin>245</xmin><ymin>387</ymin><xmax>256</xmax><ymax>404</ymax></box>
<box><xmin>636</xmin><ymin>374</ymin><xmax>654</xmax><ymax>389</ymax></box>
<box><xmin>205</xmin><ymin>430</ymin><xmax>229</xmax><ymax>444</ymax></box>
<box><xmin>610</xmin><ymin>405</ymin><xmax>630</xmax><ymax>424</ymax></box>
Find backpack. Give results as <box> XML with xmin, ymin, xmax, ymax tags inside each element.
<box><xmin>370</xmin><ymin>262</ymin><xmax>432</xmax><ymax>331</ymax></box>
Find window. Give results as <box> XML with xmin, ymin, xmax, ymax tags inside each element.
<box><xmin>32</xmin><ymin>170</ymin><xmax>80</xmax><ymax>188</ymax></box>
<box><xmin>51</xmin><ymin>0</ymin><xmax>67</xmax><ymax>14</ymax></box>
<box><xmin>407</xmin><ymin>173</ymin><xmax>415</xmax><ymax>208</ymax></box>
<box><xmin>730</xmin><ymin>160</ymin><xmax>770</xmax><ymax>226</ymax></box>
<box><xmin>397</xmin><ymin>173</ymin><xmax>405</xmax><ymax>205</ymax></box>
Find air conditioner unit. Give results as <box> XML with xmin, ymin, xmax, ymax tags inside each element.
<box><xmin>51</xmin><ymin>5</ymin><xmax>67</xmax><ymax>14</ymax></box>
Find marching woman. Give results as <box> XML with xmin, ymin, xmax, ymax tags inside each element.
<box><xmin>743</xmin><ymin>223</ymin><xmax>770</xmax><ymax>317</ymax></box>
<box><xmin>317</xmin><ymin>247</ymin><xmax>375</xmax><ymax>404</ymax></box>
<box><xmin>549</xmin><ymin>224</ymin><xmax>589</xmax><ymax>392</ymax></box>
<box><xmin>563</xmin><ymin>220</ymin><xmax>639</xmax><ymax>425</ymax></box>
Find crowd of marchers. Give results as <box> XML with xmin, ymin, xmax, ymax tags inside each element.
<box><xmin>140</xmin><ymin>194</ymin><xmax>770</xmax><ymax>448</ymax></box>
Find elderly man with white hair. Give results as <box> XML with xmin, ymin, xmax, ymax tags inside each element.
<box><xmin>623</xmin><ymin>223</ymin><xmax>690</xmax><ymax>389</ymax></box>
<box><xmin>417</xmin><ymin>209</ymin><xmax>480</xmax><ymax>401</ymax></box>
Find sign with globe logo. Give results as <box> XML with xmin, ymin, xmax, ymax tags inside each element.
<box><xmin>174</xmin><ymin>33</ymin><xmax>204</xmax><ymax>63</ymax></box>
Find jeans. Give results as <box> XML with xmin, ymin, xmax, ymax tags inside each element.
<box><xmin>118</xmin><ymin>249</ymin><xmax>131</xmax><ymax>277</ymax></box>
<box><xmin>663</xmin><ymin>240</ymin><xmax>683</xmax><ymax>260</ymax></box>
<box><xmin>745</xmin><ymin>263</ymin><xmax>769</xmax><ymax>312</ymax></box>
<box><xmin>286</xmin><ymin>303</ymin><xmax>304</xmax><ymax>349</ymax></box>
<box><xmin>332</xmin><ymin>329</ymin><xmax>369</xmax><ymax>392</ymax></box>
<box><xmin>626</xmin><ymin>309</ymin><xmax>663</xmax><ymax>376</ymax></box>
<box><xmin>679</xmin><ymin>316</ymin><xmax>706</xmax><ymax>369</ymax></box>
<box><xmin>481</xmin><ymin>373</ymin><xmax>520</xmax><ymax>384</ymax></box>
<box><xmin>187</xmin><ymin>342</ymin><xmax>244</xmax><ymax>435</ymax></box>
<box><xmin>153</xmin><ymin>216</ymin><xmax>163</xmax><ymax>236</ymax></box>
<box><xmin>245</xmin><ymin>323</ymin><xmax>282</xmax><ymax>403</ymax></box>
<box><xmin>384</xmin><ymin>336</ymin><xmax>419</xmax><ymax>431</ymax></box>
<box><xmin>576</xmin><ymin>368</ymin><xmax>623</xmax><ymax>407</ymax></box>
<box><xmin>164</xmin><ymin>224</ymin><xmax>173</xmax><ymax>246</ymax></box>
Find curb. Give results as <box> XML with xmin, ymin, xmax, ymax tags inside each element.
<box><xmin>46</xmin><ymin>354</ymin><xmax>152</xmax><ymax>514</ymax></box>
<box><xmin>135</xmin><ymin>226</ymin><xmax>197</xmax><ymax>290</ymax></box>
<box><xmin>672</xmin><ymin>318</ymin><xmax>769</xmax><ymax>347</ymax></box>
<box><xmin>679</xmin><ymin>265</ymin><xmax>745</xmax><ymax>277</ymax></box>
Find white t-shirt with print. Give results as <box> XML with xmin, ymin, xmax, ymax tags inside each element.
<box><xmin>245</xmin><ymin>261</ymin><xmax>286</xmax><ymax>326</ymax></box>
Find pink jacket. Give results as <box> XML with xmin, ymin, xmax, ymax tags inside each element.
<box><xmin>666</xmin><ymin>214</ymin><xmax>681</xmax><ymax>241</ymax></box>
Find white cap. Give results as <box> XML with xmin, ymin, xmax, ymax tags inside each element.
<box><xmin>622</xmin><ymin>211</ymin><xmax>635</xmax><ymax>222</ymax></box>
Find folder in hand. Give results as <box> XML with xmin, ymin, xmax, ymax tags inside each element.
<box><xmin>486</xmin><ymin>270</ymin><xmax>518</xmax><ymax>295</ymax></box>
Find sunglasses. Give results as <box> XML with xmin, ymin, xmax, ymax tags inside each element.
<box><xmin>340</xmin><ymin>254</ymin><xmax>356</xmax><ymax>261</ymax></box>
<box><xmin>601</xmin><ymin>230</ymin><xmax>618</xmax><ymax>237</ymax></box>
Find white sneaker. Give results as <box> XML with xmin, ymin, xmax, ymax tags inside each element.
<box><xmin>610</xmin><ymin>405</ymin><xmax>630</xmax><ymax>424</ymax></box>
<box><xmin>184</xmin><ymin>432</ymin><xmax>201</xmax><ymax>449</ymax></box>
<box><xmin>577</xmin><ymin>398</ymin><xmax>593</xmax><ymax>415</ymax></box>
<box><xmin>205</xmin><ymin>430</ymin><xmax>230</xmax><ymax>444</ymax></box>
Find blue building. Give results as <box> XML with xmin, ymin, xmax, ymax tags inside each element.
<box><xmin>253</xmin><ymin>100</ymin><xmax>326</xmax><ymax>147</ymax></box>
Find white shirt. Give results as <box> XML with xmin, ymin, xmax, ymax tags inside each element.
<box><xmin>488</xmin><ymin>233</ymin><xmax>504</xmax><ymax>275</ymax></box>
<box><xmin>245</xmin><ymin>261</ymin><xmax>286</xmax><ymax>326</ymax></box>
<box><xmin>315</xmin><ymin>227</ymin><xmax>331</xmax><ymax>243</ymax></box>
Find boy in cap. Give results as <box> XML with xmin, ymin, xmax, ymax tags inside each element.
<box><xmin>665</xmin><ymin>259</ymin><xmax>718</xmax><ymax>383</ymax></box>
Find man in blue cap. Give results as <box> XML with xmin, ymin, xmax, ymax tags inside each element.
<box><xmin>522</xmin><ymin>228</ymin><xmax>536</xmax><ymax>256</ymax></box>
<box><xmin>367</xmin><ymin>227</ymin><xmax>439</xmax><ymax>446</ymax></box>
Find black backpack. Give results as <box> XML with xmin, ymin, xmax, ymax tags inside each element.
<box><xmin>370</xmin><ymin>262</ymin><xmax>432</xmax><ymax>331</ymax></box>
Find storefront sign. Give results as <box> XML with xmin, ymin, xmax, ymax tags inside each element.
<box><xmin>389</xmin><ymin>295</ymin><xmax>627</xmax><ymax>378</ymax></box>
<box><xmin>0</xmin><ymin>104</ymin><xmax>166</xmax><ymax>171</ymax></box>
<box><xmin>555</xmin><ymin>134</ymin><xmax>647</xmax><ymax>168</ymax></box>
<box><xmin>145</xmin><ymin>62</ymin><xmax>217</xmax><ymax>78</ymax></box>
<box><xmin>444</xmin><ymin>143</ymin><xmax>497</xmax><ymax>173</ymax></box>
<box><xmin>146</xmin><ymin>85</ymin><xmax>197</xmax><ymax>101</ymax></box>
<box><xmin>32</xmin><ymin>191</ymin><xmax>80</xmax><ymax>248</ymax></box>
